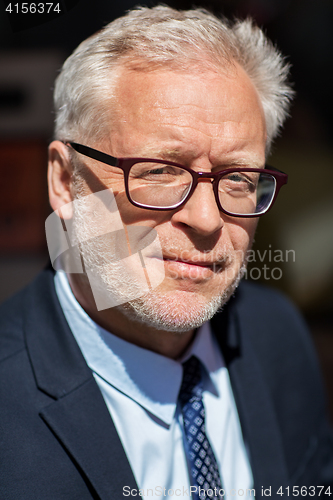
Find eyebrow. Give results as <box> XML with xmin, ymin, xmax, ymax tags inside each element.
<box><xmin>136</xmin><ymin>148</ymin><xmax>264</xmax><ymax>169</ymax></box>
<box><xmin>219</xmin><ymin>157</ymin><xmax>265</xmax><ymax>168</ymax></box>
<box><xmin>137</xmin><ymin>147</ymin><xmax>196</xmax><ymax>163</ymax></box>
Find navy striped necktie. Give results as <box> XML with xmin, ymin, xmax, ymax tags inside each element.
<box><xmin>179</xmin><ymin>356</ymin><xmax>224</xmax><ymax>500</ymax></box>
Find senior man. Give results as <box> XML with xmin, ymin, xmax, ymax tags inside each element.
<box><xmin>1</xmin><ymin>5</ymin><xmax>333</xmax><ymax>500</ymax></box>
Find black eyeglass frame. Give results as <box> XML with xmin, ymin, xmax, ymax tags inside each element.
<box><xmin>66</xmin><ymin>141</ymin><xmax>288</xmax><ymax>218</ymax></box>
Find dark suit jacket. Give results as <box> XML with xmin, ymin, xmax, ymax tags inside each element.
<box><xmin>1</xmin><ymin>267</ymin><xmax>333</xmax><ymax>499</ymax></box>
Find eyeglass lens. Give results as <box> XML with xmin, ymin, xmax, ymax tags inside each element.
<box><xmin>128</xmin><ymin>163</ymin><xmax>276</xmax><ymax>215</ymax></box>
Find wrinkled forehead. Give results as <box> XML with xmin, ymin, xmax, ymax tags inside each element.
<box><xmin>114</xmin><ymin>58</ymin><xmax>261</xmax><ymax>111</ymax></box>
<box><xmin>105</xmin><ymin>61</ymin><xmax>266</xmax><ymax>157</ymax></box>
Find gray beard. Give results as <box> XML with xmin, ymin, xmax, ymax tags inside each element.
<box><xmin>118</xmin><ymin>263</ymin><xmax>246</xmax><ymax>332</ymax></box>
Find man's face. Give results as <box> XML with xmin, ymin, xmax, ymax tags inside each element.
<box><xmin>72</xmin><ymin>62</ymin><xmax>266</xmax><ymax>332</ymax></box>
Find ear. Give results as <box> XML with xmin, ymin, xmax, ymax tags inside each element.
<box><xmin>48</xmin><ymin>140</ymin><xmax>74</xmax><ymax>219</ymax></box>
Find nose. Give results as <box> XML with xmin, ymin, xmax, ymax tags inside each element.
<box><xmin>171</xmin><ymin>179</ymin><xmax>224</xmax><ymax>236</ymax></box>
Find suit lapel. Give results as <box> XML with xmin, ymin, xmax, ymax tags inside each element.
<box><xmin>212</xmin><ymin>295</ymin><xmax>289</xmax><ymax>496</ymax></box>
<box><xmin>40</xmin><ymin>378</ymin><xmax>137</xmax><ymax>499</ymax></box>
<box><xmin>24</xmin><ymin>269</ymin><xmax>138</xmax><ymax>499</ymax></box>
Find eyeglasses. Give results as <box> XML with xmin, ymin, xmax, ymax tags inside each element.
<box><xmin>66</xmin><ymin>142</ymin><xmax>288</xmax><ymax>218</ymax></box>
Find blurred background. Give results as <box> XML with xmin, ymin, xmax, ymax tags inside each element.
<box><xmin>0</xmin><ymin>0</ymin><xmax>332</xmax><ymax>414</ymax></box>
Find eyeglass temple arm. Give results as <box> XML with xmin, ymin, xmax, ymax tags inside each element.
<box><xmin>266</xmin><ymin>164</ymin><xmax>287</xmax><ymax>175</ymax></box>
<box><xmin>66</xmin><ymin>142</ymin><xmax>118</xmax><ymax>167</ymax></box>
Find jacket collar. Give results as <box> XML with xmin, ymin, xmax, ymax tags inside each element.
<box><xmin>212</xmin><ymin>290</ymin><xmax>289</xmax><ymax>494</ymax></box>
<box><xmin>24</xmin><ymin>268</ymin><xmax>138</xmax><ymax>499</ymax></box>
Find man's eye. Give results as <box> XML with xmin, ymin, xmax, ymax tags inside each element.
<box><xmin>133</xmin><ymin>164</ymin><xmax>180</xmax><ymax>178</ymax></box>
<box><xmin>227</xmin><ymin>174</ymin><xmax>244</xmax><ymax>182</ymax></box>
<box><xmin>226</xmin><ymin>173</ymin><xmax>255</xmax><ymax>184</ymax></box>
<box><xmin>222</xmin><ymin>173</ymin><xmax>256</xmax><ymax>192</ymax></box>
<box><xmin>146</xmin><ymin>168</ymin><xmax>169</xmax><ymax>175</ymax></box>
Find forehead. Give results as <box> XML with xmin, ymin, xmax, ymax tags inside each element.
<box><xmin>109</xmin><ymin>62</ymin><xmax>266</xmax><ymax>162</ymax></box>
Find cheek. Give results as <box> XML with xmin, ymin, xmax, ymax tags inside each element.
<box><xmin>226</xmin><ymin>218</ymin><xmax>258</xmax><ymax>252</ymax></box>
<box><xmin>81</xmin><ymin>170</ymin><xmax>172</xmax><ymax>231</ymax></box>
<box><xmin>74</xmin><ymin>165</ymin><xmax>125</xmax><ymax>197</ymax></box>
<box><xmin>116</xmin><ymin>194</ymin><xmax>172</xmax><ymax>228</ymax></box>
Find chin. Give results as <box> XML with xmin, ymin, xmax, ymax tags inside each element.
<box><xmin>119</xmin><ymin>269</ymin><xmax>244</xmax><ymax>333</ymax></box>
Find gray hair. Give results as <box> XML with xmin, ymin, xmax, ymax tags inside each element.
<box><xmin>54</xmin><ymin>5</ymin><xmax>294</xmax><ymax>154</ymax></box>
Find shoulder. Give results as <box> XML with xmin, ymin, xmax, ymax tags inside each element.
<box><xmin>229</xmin><ymin>281</ymin><xmax>329</xmax><ymax>438</ymax></box>
<box><xmin>230</xmin><ymin>280</ymin><xmax>321</xmax><ymax>384</ymax></box>
<box><xmin>0</xmin><ymin>285</ymin><xmax>27</xmax><ymax>363</ymax></box>
<box><xmin>232</xmin><ymin>280</ymin><xmax>313</xmax><ymax>354</ymax></box>
<box><xmin>235</xmin><ymin>278</ymin><xmax>301</xmax><ymax>317</ymax></box>
<box><xmin>215</xmin><ymin>280</ymin><xmax>328</xmax><ymax>433</ymax></box>
<box><xmin>0</xmin><ymin>268</ymin><xmax>55</xmax><ymax>363</ymax></box>
<box><xmin>224</xmin><ymin>281</ymin><xmax>333</xmax><ymax>485</ymax></box>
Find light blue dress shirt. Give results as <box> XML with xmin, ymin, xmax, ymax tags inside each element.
<box><xmin>55</xmin><ymin>271</ymin><xmax>253</xmax><ymax>499</ymax></box>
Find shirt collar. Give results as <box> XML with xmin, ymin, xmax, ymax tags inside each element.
<box><xmin>55</xmin><ymin>271</ymin><xmax>224</xmax><ymax>426</ymax></box>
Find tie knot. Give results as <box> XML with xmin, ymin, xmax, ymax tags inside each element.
<box><xmin>179</xmin><ymin>355</ymin><xmax>203</xmax><ymax>406</ymax></box>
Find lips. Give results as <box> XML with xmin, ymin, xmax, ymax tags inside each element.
<box><xmin>163</xmin><ymin>253</ymin><xmax>225</xmax><ymax>268</ymax></box>
<box><xmin>165</xmin><ymin>258</ymin><xmax>214</xmax><ymax>268</ymax></box>
<box><xmin>162</xmin><ymin>254</ymin><xmax>226</xmax><ymax>281</ymax></box>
